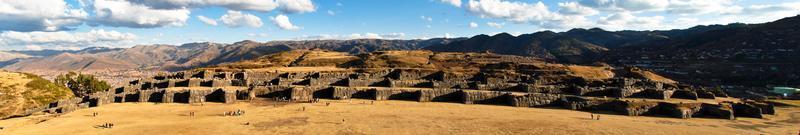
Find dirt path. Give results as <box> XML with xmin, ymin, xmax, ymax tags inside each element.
<box><xmin>0</xmin><ymin>99</ymin><xmax>798</xmax><ymax>135</ymax></box>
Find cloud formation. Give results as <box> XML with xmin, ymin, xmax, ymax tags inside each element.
<box><xmin>440</xmin><ymin>0</ymin><xmax>462</xmax><ymax>7</ymax></box>
<box><xmin>486</xmin><ymin>22</ymin><xmax>503</xmax><ymax>28</ymax></box>
<box><xmin>277</xmin><ymin>0</ymin><xmax>316</xmax><ymax>13</ymax></box>
<box><xmin>126</xmin><ymin>0</ymin><xmax>279</xmax><ymax>12</ymax></box>
<box><xmin>469</xmin><ymin>22</ymin><xmax>479</xmax><ymax>28</ymax></box>
<box><xmin>0</xmin><ymin>0</ymin><xmax>87</xmax><ymax>32</ymax></box>
<box><xmin>88</xmin><ymin>0</ymin><xmax>190</xmax><ymax>28</ymax></box>
<box><xmin>298</xmin><ymin>33</ymin><xmax>407</xmax><ymax>40</ymax></box>
<box><xmin>271</xmin><ymin>14</ymin><xmax>301</xmax><ymax>30</ymax></box>
<box><xmin>220</xmin><ymin>10</ymin><xmax>263</xmax><ymax>28</ymax></box>
<box><xmin>197</xmin><ymin>15</ymin><xmax>218</xmax><ymax>26</ymax></box>
<box><xmin>0</xmin><ymin>29</ymin><xmax>137</xmax><ymax>49</ymax></box>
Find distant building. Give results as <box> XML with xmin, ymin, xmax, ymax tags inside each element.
<box><xmin>770</xmin><ymin>87</ymin><xmax>800</xmax><ymax>96</ymax></box>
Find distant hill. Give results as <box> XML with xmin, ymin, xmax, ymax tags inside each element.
<box><xmin>422</xmin><ymin>24</ymin><xmax>750</xmax><ymax>63</ymax></box>
<box><xmin>605</xmin><ymin>15</ymin><xmax>800</xmax><ymax>87</ymax></box>
<box><xmin>0</xmin><ymin>70</ymin><xmax>74</xmax><ymax>119</ymax></box>
<box><xmin>2</xmin><ymin>38</ymin><xmax>461</xmax><ymax>72</ymax></box>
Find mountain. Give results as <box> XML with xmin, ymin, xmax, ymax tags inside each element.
<box><xmin>2</xmin><ymin>38</ymin><xmax>462</xmax><ymax>73</ymax></box>
<box><xmin>605</xmin><ymin>15</ymin><xmax>800</xmax><ymax>87</ymax></box>
<box><xmin>423</xmin><ymin>15</ymin><xmax>800</xmax><ymax>88</ymax></box>
<box><xmin>423</xmin><ymin>23</ymin><xmax>750</xmax><ymax>64</ymax></box>
<box><xmin>424</xmin><ymin>32</ymin><xmax>611</xmax><ymax>63</ymax></box>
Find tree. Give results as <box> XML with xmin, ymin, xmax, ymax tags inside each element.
<box><xmin>55</xmin><ymin>72</ymin><xmax>111</xmax><ymax>97</ymax></box>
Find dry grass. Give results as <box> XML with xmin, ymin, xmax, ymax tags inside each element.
<box><xmin>1</xmin><ymin>99</ymin><xmax>798</xmax><ymax>135</ymax></box>
<box><xmin>0</xmin><ymin>71</ymin><xmax>73</xmax><ymax>119</ymax></box>
<box><xmin>769</xmin><ymin>100</ymin><xmax>800</xmax><ymax>107</ymax></box>
<box><xmin>567</xmin><ymin>65</ymin><xmax>615</xmax><ymax>80</ymax></box>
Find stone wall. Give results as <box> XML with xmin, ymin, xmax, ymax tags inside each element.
<box><xmin>418</xmin><ymin>89</ymin><xmax>461</xmax><ymax>102</ymax></box>
<box><xmin>462</xmin><ymin>90</ymin><xmax>510</xmax><ymax>105</ymax></box>
<box><xmin>508</xmin><ymin>93</ymin><xmax>561</xmax><ymax>107</ymax></box>
<box><xmin>374</xmin><ymin>88</ymin><xmax>422</xmax><ymax>101</ymax></box>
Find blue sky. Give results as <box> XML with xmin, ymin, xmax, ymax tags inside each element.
<box><xmin>1</xmin><ymin>0</ymin><xmax>800</xmax><ymax>50</ymax></box>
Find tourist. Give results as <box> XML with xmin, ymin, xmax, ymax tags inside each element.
<box><xmin>591</xmin><ymin>114</ymin><xmax>594</xmax><ymax>119</ymax></box>
<box><xmin>597</xmin><ymin>115</ymin><xmax>600</xmax><ymax>120</ymax></box>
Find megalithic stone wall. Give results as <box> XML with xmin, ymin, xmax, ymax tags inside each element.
<box><xmin>658</xmin><ymin>102</ymin><xmax>703</xmax><ymax>119</ymax></box>
<box><xmin>332</xmin><ymin>87</ymin><xmax>373</xmax><ymax>100</ymax></box>
<box><xmin>613</xmin><ymin>100</ymin><xmax>660</xmax><ymax>116</ymax></box>
<box><xmin>559</xmin><ymin>96</ymin><xmax>617</xmax><ymax>110</ymax></box>
<box><xmin>671</xmin><ymin>90</ymin><xmax>699</xmax><ymax>100</ymax></box>
<box><xmin>462</xmin><ymin>90</ymin><xmax>510</xmax><ymax>105</ymax></box>
<box><xmin>418</xmin><ymin>89</ymin><xmax>461</xmax><ymax>102</ymax></box>
<box><xmin>374</xmin><ymin>88</ymin><xmax>421</xmax><ymax>101</ymax></box>
<box><xmin>700</xmin><ymin>103</ymin><xmax>735</xmax><ymax>120</ymax></box>
<box><xmin>508</xmin><ymin>93</ymin><xmax>561</xmax><ymax>107</ymax></box>
<box><xmin>290</xmin><ymin>87</ymin><xmax>314</xmax><ymax>102</ymax></box>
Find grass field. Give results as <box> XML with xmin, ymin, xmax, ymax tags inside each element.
<box><xmin>1</xmin><ymin>99</ymin><xmax>798</xmax><ymax>135</ymax></box>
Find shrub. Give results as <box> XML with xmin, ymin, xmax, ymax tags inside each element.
<box><xmin>54</xmin><ymin>72</ymin><xmax>111</xmax><ymax>97</ymax></box>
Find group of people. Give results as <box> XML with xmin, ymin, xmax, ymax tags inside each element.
<box><xmin>189</xmin><ymin>112</ymin><xmax>196</xmax><ymax>117</ymax></box>
<box><xmin>98</xmin><ymin>123</ymin><xmax>115</xmax><ymax>129</ymax></box>
<box><xmin>224</xmin><ymin>109</ymin><xmax>245</xmax><ymax>116</ymax></box>
<box><xmin>311</xmin><ymin>98</ymin><xmax>321</xmax><ymax>103</ymax></box>
<box><xmin>92</xmin><ymin>112</ymin><xmax>99</xmax><ymax>117</ymax></box>
<box><xmin>273</xmin><ymin>97</ymin><xmax>289</xmax><ymax>102</ymax></box>
<box><xmin>590</xmin><ymin>114</ymin><xmax>601</xmax><ymax>120</ymax></box>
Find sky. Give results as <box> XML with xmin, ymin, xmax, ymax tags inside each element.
<box><xmin>1</xmin><ymin>0</ymin><xmax>799</xmax><ymax>51</ymax></box>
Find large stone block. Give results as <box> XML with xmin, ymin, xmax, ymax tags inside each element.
<box><xmin>560</xmin><ymin>96</ymin><xmax>616</xmax><ymax>110</ymax></box>
<box><xmin>374</xmin><ymin>88</ymin><xmax>421</xmax><ymax>101</ymax></box>
<box><xmin>508</xmin><ymin>93</ymin><xmax>561</xmax><ymax>107</ymax></box>
<box><xmin>613</xmin><ymin>100</ymin><xmax>660</xmax><ymax>116</ymax></box>
<box><xmin>700</xmin><ymin>103</ymin><xmax>734</xmax><ymax>120</ymax></box>
<box><xmin>462</xmin><ymin>90</ymin><xmax>510</xmax><ymax>105</ymax></box>
<box><xmin>658</xmin><ymin>102</ymin><xmax>702</xmax><ymax>119</ymax></box>
<box><xmin>290</xmin><ymin>87</ymin><xmax>314</xmax><ymax>102</ymax></box>
<box><xmin>418</xmin><ymin>89</ymin><xmax>461</xmax><ymax>102</ymax></box>
<box><xmin>332</xmin><ymin>87</ymin><xmax>373</xmax><ymax>100</ymax></box>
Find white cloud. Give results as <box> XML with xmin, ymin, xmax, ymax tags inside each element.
<box><xmin>466</xmin><ymin>0</ymin><xmax>559</xmax><ymax>23</ymax></box>
<box><xmin>440</xmin><ymin>0</ymin><xmax>462</xmax><ymax>7</ymax></box>
<box><xmin>277</xmin><ymin>0</ymin><xmax>316</xmax><ymax>14</ymax></box>
<box><xmin>271</xmin><ymin>14</ymin><xmax>301</xmax><ymax>30</ymax></box>
<box><xmin>25</xmin><ymin>45</ymin><xmax>43</xmax><ymax>50</ymax></box>
<box><xmin>126</xmin><ymin>0</ymin><xmax>280</xmax><ymax>12</ymax></box>
<box><xmin>0</xmin><ymin>29</ymin><xmax>138</xmax><ymax>49</ymax></box>
<box><xmin>444</xmin><ymin>33</ymin><xmax>453</xmax><ymax>38</ymax></box>
<box><xmin>197</xmin><ymin>15</ymin><xmax>218</xmax><ymax>26</ymax></box>
<box><xmin>327</xmin><ymin>10</ymin><xmax>336</xmax><ymax>16</ymax></box>
<box><xmin>220</xmin><ymin>10</ymin><xmax>263</xmax><ymax>28</ymax></box>
<box><xmin>0</xmin><ymin>0</ymin><xmax>87</xmax><ymax>31</ymax></box>
<box><xmin>464</xmin><ymin>0</ymin><xmax>587</xmax><ymax>29</ymax></box>
<box><xmin>666</xmin><ymin>0</ymin><xmax>735</xmax><ymax>15</ymax></box>
<box><xmin>486</xmin><ymin>22</ymin><xmax>504</xmax><ymax>28</ymax></box>
<box><xmin>469</xmin><ymin>22</ymin><xmax>479</xmax><ymax>28</ymax></box>
<box><xmin>247</xmin><ymin>33</ymin><xmax>269</xmax><ymax>37</ymax></box>
<box><xmin>597</xmin><ymin>12</ymin><xmax>665</xmax><ymax>30</ymax></box>
<box><xmin>89</xmin><ymin>0</ymin><xmax>190</xmax><ymax>28</ymax></box>
<box><xmin>421</xmin><ymin>16</ymin><xmax>433</xmax><ymax>22</ymax></box>
<box><xmin>297</xmin><ymin>33</ymin><xmax>406</xmax><ymax>40</ymax></box>
<box><xmin>558</xmin><ymin>2</ymin><xmax>598</xmax><ymax>16</ymax></box>
<box><xmin>578</xmin><ymin>0</ymin><xmax>669</xmax><ymax>12</ymax></box>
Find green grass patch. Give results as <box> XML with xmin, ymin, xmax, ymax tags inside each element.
<box><xmin>21</xmin><ymin>73</ymin><xmax>74</xmax><ymax>105</ymax></box>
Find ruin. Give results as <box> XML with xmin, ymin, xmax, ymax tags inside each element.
<box><xmin>25</xmin><ymin>50</ymin><xmax>777</xmax><ymax>120</ymax></box>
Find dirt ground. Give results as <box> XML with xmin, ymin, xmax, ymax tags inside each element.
<box><xmin>0</xmin><ymin>99</ymin><xmax>798</xmax><ymax>135</ymax></box>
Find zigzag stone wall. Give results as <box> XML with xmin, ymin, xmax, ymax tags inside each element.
<box><xmin>24</xmin><ymin>68</ymin><xmax>777</xmax><ymax>120</ymax></box>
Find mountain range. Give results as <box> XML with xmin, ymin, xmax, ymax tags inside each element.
<box><xmin>0</xmin><ymin>38</ymin><xmax>460</xmax><ymax>72</ymax></box>
<box><xmin>2</xmin><ymin>15</ymin><xmax>798</xmax><ymax>87</ymax></box>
